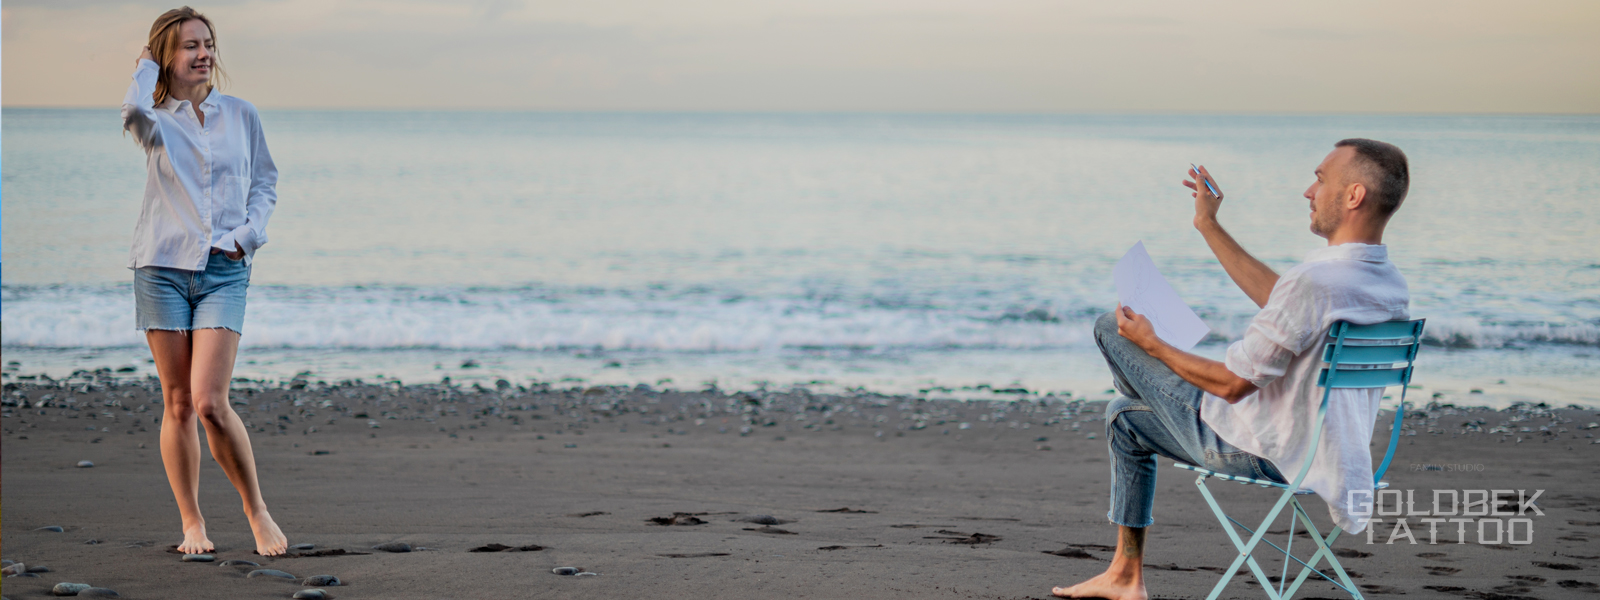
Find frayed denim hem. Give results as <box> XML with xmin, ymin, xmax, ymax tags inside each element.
<box><xmin>1107</xmin><ymin>514</ymin><xmax>1154</xmax><ymax>528</ymax></box>
<box><xmin>137</xmin><ymin>326</ymin><xmax>241</xmax><ymax>335</ymax></box>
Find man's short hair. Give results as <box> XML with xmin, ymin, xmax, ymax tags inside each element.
<box><xmin>1334</xmin><ymin>138</ymin><xmax>1409</xmax><ymax>218</ymax></box>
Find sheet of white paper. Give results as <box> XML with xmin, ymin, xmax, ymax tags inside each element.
<box><xmin>1113</xmin><ymin>241</ymin><xmax>1211</xmax><ymax>351</ymax></box>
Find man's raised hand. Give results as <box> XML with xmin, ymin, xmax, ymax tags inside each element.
<box><xmin>1183</xmin><ymin>165</ymin><xmax>1224</xmax><ymax>229</ymax></box>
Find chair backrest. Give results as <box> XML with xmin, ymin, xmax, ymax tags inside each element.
<box><xmin>1317</xmin><ymin>319</ymin><xmax>1426</xmax><ymax>485</ymax></box>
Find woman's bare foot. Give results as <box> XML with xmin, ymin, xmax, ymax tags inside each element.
<box><xmin>1051</xmin><ymin>571</ymin><xmax>1148</xmax><ymax>600</ymax></box>
<box><xmin>178</xmin><ymin>522</ymin><xmax>215</xmax><ymax>554</ymax></box>
<box><xmin>248</xmin><ymin>510</ymin><xmax>289</xmax><ymax>556</ymax></box>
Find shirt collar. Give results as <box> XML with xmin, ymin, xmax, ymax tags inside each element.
<box><xmin>1304</xmin><ymin>242</ymin><xmax>1388</xmax><ymax>264</ymax></box>
<box><xmin>157</xmin><ymin>87</ymin><xmax>220</xmax><ymax>113</ymax></box>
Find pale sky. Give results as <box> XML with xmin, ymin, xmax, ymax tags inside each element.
<box><xmin>3</xmin><ymin>0</ymin><xmax>1598</xmax><ymax>112</ymax></box>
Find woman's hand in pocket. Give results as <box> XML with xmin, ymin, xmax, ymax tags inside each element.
<box><xmin>225</xmin><ymin>242</ymin><xmax>245</xmax><ymax>261</ymax></box>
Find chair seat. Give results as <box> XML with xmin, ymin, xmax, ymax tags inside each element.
<box><xmin>1172</xmin><ymin>462</ymin><xmax>1390</xmax><ymax>495</ymax></box>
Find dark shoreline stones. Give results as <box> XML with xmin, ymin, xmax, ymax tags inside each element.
<box><xmin>181</xmin><ymin>554</ymin><xmax>214</xmax><ymax>562</ymax></box>
<box><xmin>52</xmin><ymin>582</ymin><xmax>92</xmax><ymax>595</ymax></box>
<box><xmin>292</xmin><ymin>590</ymin><xmax>328</xmax><ymax>600</ymax></box>
<box><xmin>246</xmin><ymin>569</ymin><xmax>296</xmax><ymax>579</ymax></box>
<box><xmin>301</xmin><ymin>575</ymin><xmax>341</xmax><ymax>586</ymax></box>
<box><xmin>371</xmin><ymin>542</ymin><xmax>411</xmax><ymax>553</ymax></box>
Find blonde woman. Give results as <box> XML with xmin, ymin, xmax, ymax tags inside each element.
<box><xmin>122</xmin><ymin>6</ymin><xmax>287</xmax><ymax>556</ymax></box>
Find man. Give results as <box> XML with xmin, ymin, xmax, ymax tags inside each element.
<box><xmin>1053</xmin><ymin>139</ymin><xmax>1412</xmax><ymax>600</ymax></box>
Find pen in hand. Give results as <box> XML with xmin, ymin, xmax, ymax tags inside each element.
<box><xmin>1191</xmin><ymin>164</ymin><xmax>1221</xmax><ymax>199</ymax></box>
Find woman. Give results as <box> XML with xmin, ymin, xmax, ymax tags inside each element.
<box><xmin>122</xmin><ymin>6</ymin><xmax>287</xmax><ymax>557</ymax></box>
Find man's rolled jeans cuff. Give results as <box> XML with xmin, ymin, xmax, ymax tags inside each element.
<box><xmin>1107</xmin><ymin>513</ymin><xmax>1154</xmax><ymax>528</ymax></box>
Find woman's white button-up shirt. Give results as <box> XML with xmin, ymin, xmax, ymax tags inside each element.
<box><xmin>121</xmin><ymin>59</ymin><xmax>277</xmax><ymax>270</ymax></box>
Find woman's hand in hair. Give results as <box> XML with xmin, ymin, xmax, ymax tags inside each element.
<box><xmin>138</xmin><ymin>46</ymin><xmax>154</xmax><ymax>66</ymax></box>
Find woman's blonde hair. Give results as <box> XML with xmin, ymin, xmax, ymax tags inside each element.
<box><xmin>147</xmin><ymin>6</ymin><xmax>228</xmax><ymax>106</ymax></box>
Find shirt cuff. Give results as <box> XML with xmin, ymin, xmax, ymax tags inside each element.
<box><xmin>213</xmin><ymin>225</ymin><xmax>258</xmax><ymax>259</ymax></box>
<box><xmin>1224</xmin><ymin>340</ymin><xmax>1277</xmax><ymax>388</ymax></box>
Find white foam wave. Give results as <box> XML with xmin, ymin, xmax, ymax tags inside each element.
<box><xmin>4</xmin><ymin>285</ymin><xmax>1593</xmax><ymax>352</ymax></box>
<box><xmin>1</xmin><ymin>285</ymin><xmax>1096</xmax><ymax>351</ymax></box>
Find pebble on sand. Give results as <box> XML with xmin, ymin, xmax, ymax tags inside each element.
<box><xmin>26</xmin><ymin>565</ymin><xmax>52</xmax><ymax>573</ymax></box>
<box><xmin>51</xmin><ymin>582</ymin><xmax>91</xmax><ymax>596</ymax></box>
<box><xmin>551</xmin><ymin>567</ymin><xmax>580</xmax><ymax>576</ymax></box>
<box><xmin>218</xmin><ymin>560</ymin><xmax>260</xmax><ymax>567</ymax></box>
<box><xmin>77</xmin><ymin>589</ymin><xmax>121</xmax><ymax>599</ymax></box>
<box><xmin>292</xmin><ymin>590</ymin><xmax>328</xmax><ymax>600</ymax></box>
<box><xmin>35</xmin><ymin>526</ymin><xmax>65</xmax><ymax>532</ymax></box>
<box><xmin>371</xmin><ymin>542</ymin><xmax>411</xmax><ymax>553</ymax></box>
<box><xmin>301</xmin><ymin>575</ymin><xmax>341</xmax><ymax>586</ymax></box>
<box><xmin>76</xmin><ymin>461</ymin><xmax>94</xmax><ymax>468</ymax></box>
<box><xmin>246</xmin><ymin>569</ymin><xmax>297</xmax><ymax>580</ymax></box>
<box><xmin>181</xmin><ymin>554</ymin><xmax>214</xmax><ymax>562</ymax></box>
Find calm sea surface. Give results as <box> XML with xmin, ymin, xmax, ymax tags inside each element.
<box><xmin>4</xmin><ymin>110</ymin><xmax>1597</xmax><ymax>402</ymax></box>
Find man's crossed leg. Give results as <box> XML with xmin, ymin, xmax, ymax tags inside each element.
<box><xmin>1052</xmin><ymin>313</ymin><xmax>1285</xmax><ymax>600</ymax></box>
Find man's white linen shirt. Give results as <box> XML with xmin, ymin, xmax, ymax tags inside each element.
<box><xmin>1200</xmin><ymin>243</ymin><xmax>1409</xmax><ymax>535</ymax></box>
<box><xmin>122</xmin><ymin>59</ymin><xmax>277</xmax><ymax>270</ymax></box>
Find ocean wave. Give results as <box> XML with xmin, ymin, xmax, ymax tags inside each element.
<box><xmin>3</xmin><ymin>285</ymin><xmax>1593</xmax><ymax>351</ymax></box>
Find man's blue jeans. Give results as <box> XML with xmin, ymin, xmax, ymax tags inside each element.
<box><xmin>1094</xmin><ymin>312</ymin><xmax>1286</xmax><ymax>528</ymax></box>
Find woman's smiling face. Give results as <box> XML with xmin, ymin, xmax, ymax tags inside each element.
<box><xmin>168</xmin><ymin>19</ymin><xmax>215</xmax><ymax>89</ymax></box>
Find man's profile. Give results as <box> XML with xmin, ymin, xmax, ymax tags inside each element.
<box><xmin>1053</xmin><ymin>139</ymin><xmax>1412</xmax><ymax>600</ymax></box>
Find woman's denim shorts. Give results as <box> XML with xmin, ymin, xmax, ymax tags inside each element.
<box><xmin>134</xmin><ymin>252</ymin><xmax>251</xmax><ymax>334</ymax></box>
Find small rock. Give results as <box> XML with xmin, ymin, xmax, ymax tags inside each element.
<box><xmin>76</xmin><ymin>461</ymin><xmax>94</xmax><ymax>468</ymax></box>
<box><xmin>181</xmin><ymin>554</ymin><xmax>214</xmax><ymax>562</ymax></box>
<box><xmin>371</xmin><ymin>542</ymin><xmax>411</xmax><ymax>553</ymax></box>
<box><xmin>218</xmin><ymin>559</ymin><xmax>260</xmax><ymax>567</ymax></box>
<box><xmin>35</xmin><ymin>526</ymin><xmax>65</xmax><ymax>532</ymax></box>
<box><xmin>739</xmin><ymin>515</ymin><xmax>782</xmax><ymax>525</ymax></box>
<box><xmin>84</xmin><ymin>539</ymin><xmax>102</xmax><ymax>545</ymax></box>
<box><xmin>245</xmin><ymin>569</ymin><xmax>296</xmax><ymax>579</ymax></box>
<box><xmin>301</xmin><ymin>575</ymin><xmax>341</xmax><ymax>586</ymax></box>
<box><xmin>1</xmin><ymin>563</ymin><xmax>23</xmax><ymax>576</ymax></box>
<box><xmin>52</xmin><ymin>582</ymin><xmax>92</xmax><ymax>596</ymax></box>
<box><xmin>78</xmin><ymin>589</ymin><xmax>120</xmax><ymax>599</ymax></box>
<box><xmin>551</xmin><ymin>567</ymin><xmax>580</xmax><ymax>576</ymax></box>
<box><xmin>26</xmin><ymin>564</ymin><xmax>52</xmax><ymax>573</ymax></box>
<box><xmin>292</xmin><ymin>590</ymin><xmax>327</xmax><ymax>600</ymax></box>
<box><xmin>289</xmin><ymin>543</ymin><xmax>315</xmax><ymax>550</ymax></box>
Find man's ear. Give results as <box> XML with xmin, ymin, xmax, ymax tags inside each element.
<box><xmin>1344</xmin><ymin>182</ymin><xmax>1367</xmax><ymax>211</ymax></box>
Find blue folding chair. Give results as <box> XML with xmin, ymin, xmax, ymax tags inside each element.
<box><xmin>1173</xmin><ymin>319</ymin><xmax>1425</xmax><ymax>600</ymax></box>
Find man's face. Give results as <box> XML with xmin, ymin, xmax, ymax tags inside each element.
<box><xmin>1304</xmin><ymin>147</ymin><xmax>1356</xmax><ymax>238</ymax></box>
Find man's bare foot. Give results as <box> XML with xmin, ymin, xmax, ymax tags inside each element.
<box><xmin>248</xmin><ymin>510</ymin><xmax>288</xmax><ymax>556</ymax></box>
<box><xmin>178</xmin><ymin>522</ymin><xmax>214</xmax><ymax>554</ymax></box>
<box><xmin>1051</xmin><ymin>571</ymin><xmax>1148</xmax><ymax>600</ymax></box>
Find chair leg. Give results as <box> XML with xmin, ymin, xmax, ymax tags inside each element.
<box><xmin>1281</xmin><ymin>501</ymin><xmax>1363</xmax><ymax>599</ymax></box>
<box><xmin>1282</xmin><ymin>505</ymin><xmax>1340</xmax><ymax>597</ymax></box>
<box><xmin>1193</xmin><ymin>476</ymin><xmax>1292</xmax><ymax>600</ymax></box>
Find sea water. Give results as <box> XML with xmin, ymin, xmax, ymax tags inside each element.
<box><xmin>4</xmin><ymin>111</ymin><xmax>1597</xmax><ymax>403</ymax></box>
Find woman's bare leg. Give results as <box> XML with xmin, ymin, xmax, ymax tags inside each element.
<box><xmin>190</xmin><ymin>328</ymin><xmax>288</xmax><ymax>556</ymax></box>
<box><xmin>148</xmin><ymin>330</ymin><xmax>212</xmax><ymax>554</ymax></box>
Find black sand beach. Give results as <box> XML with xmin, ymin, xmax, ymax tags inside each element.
<box><xmin>4</xmin><ymin>372</ymin><xmax>1599</xmax><ymax>599</ymax></box>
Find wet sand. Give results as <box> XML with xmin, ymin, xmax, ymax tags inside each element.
<box><xmin>3</xmin><ymin>373</ymin><xmax>1599</xmax><ymax>599</ymax></box>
